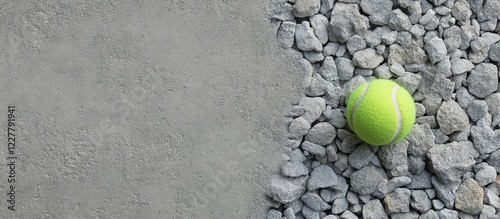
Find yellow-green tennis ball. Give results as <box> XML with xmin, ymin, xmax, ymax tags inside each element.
<box><xmin>346</xmin><ymin>79</ymin><xmax>416</xmax><ymax>146</ymax></box>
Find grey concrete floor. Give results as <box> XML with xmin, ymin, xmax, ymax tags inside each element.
<box><xmin>0</xmin><ymin>1</ymin><xmax>301</xmax><ymax>218</ymax></box>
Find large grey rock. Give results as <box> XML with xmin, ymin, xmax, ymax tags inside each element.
<box><xmin>352</xmin><ymin>48</ymin><xmax>384</xmax><ymax>69</ymax></box>
<box><xmin>410</xmin><ymin>190</ymin><xmax>432</xmax><ymax>213</ymax></box>
<box><xmin>267</xmin><ymin>209</ymin><xmax>282</xmax><ymax>219</ymax></box>
<box><xmin>469</xmin><ymin>38</ymin><xmax>490</xmax><ymax>63</ymax></box>
<box><xmin>487</xmin><ymin>149</ymin><xmax>500</xmax><ymax>174</ymax></box>
<box><xmin>436</xmin><ymin>100</ymin><xmax>469</xmax><ymax>135</ymax></box>
<box><xmin>437</xmin><ymin>209</ymin><xmax>458</xmax><ymax>219</ymax></box>
<box><xmin>301</xmin><ymin>192</ymin><xmax>331</xmax><ymax>211</ymax></box>
<box><xmin>269</xmin><ymin>0</ymin><xmax>295</xmax><ymax>21</ymax></box>
<box><xmin>319</xmin><ymin>0</ymin><xmax>334</xmax><ymax>14</ymax></box>
<box><xmin>328</xmin><ymin>3</ymin><xmax>369</xmax><ymax>43</ymax></box>
<box><xmin>388</xmin><ymin>9</ymin><xmax>412</xmax><ymax>31</ymax></box>
<box><xmin>432</xmin><ymin>175</ymin><xmax>460</xmax><ymax>208</ymax></box>
<box><xmin>301</xmin><ymin>205</ymin><xmax>320</xmax><ymax>219</ymax></box>
<box><xmin>266</xmin><ymin>174</ymin><xmax>309</xmax><ymax>204</ymax></box>
<box><xmin>336</xmin><ymin>58</ymin><xmax>355</xmax><ymax>81</ymax></box>
<box><xmin>281</xmin><ymin>161</ymin><xmax>309</xmax><ymax>177</ymax></box>
<box><xmin>295</xmin><ymin>21</ymin><xmax>323</xmax><ymax>52</ymax></box>
<box><xmin>471</xmin><ymin>114</ymin><xmax>500</xmax><ymax>155</ymax></box>
<box><xmin>467</xmin><ymin>63</ymin><xmax>498</xmax><ymax>98</ymax></box>
<box><xmin>425</xmin><ymin>37</ymin><xmax>447</xmax><ymax>64</ymax></box>
<box><xmin>362</xmin><ymin>199</ymin><xmax>388</xmax><ymax>219</ymax></box>
<box><xmin>292</xmin><ymin>0</ymin><xmax>321</xmax><ymax>18</ymax></box>
<box><xmin>346</xmin><ymin>35</ymin><xmax>366</xmax><ymax>54</ymax></box>
<box><xmin>378</xmin><ymin>140</ymin><xmax>409</xmax><ymax>177</ymax></box>
<box><xmin>348</xmin><ymin>144</ymin><xmax>379</xmax><ymax>170</ymax></box>
<box><xmin>305</xmin><ymin>122</ymin><xmax>336</xmax><ymax>146</ymax></box>
<box><xmin>331</xmin><ymin>197</ymin><xmax>349</xmax><ymax>214</ymax></box>
<box><xmin>350</xmin><ymin>165</ymin><xmax>388</xmax><ymax>195</ymax></box>
<box><xmin>427</xmin><ymin>141</ymin><xmax>476</xmax><ymax>184</ymax></box>
<box><xmin>443</xmin><ymin>26</ymin><xmax>462</xmax><ymax>53</ymax></box>
<box><xmin>475</xmin><ymin>163</ymin><xmax>497</xmax><ymax>186</ymax></box>
<box><xmin>467</xmin><ymin>100</ymin><xmax>488</xmax><ymax>122</ymax></box>
<box><xmin>308</xmin><ymin>165</ymin><xmax>338</xmax><ymax>191</ymax></box>
<box><xmin>309</xmin><ymin>14</ymin><xmax>329</xmax><ymax>44</ymax></box>
<box><xmin>298</xmin><ymin>97</ymin><xmax>326</xmax><ymax>123</ymax></box>
<box><xmin>478</xmin><ymin>0</ymin><xmax>500</xmax><ymax>22</ymax></box>
<box><xmin>319</xmin><ymin>56</ymin><xmax>338</xmax><ymax>82</ymax></box>
<box><xmin>383</xmin><ymin>188</ymin><xmax>411</xmax><ymax>214</ymax></box>
<box><xmin>451</xmin><ymin>0</ymin><xmax>472</xmax><ymax>23</ymax></box>
<box><xmin>360</xmin><ymin>0</ymin><xmax>393</xmax><ymax>25</ymax></box>
<box><xmin>288</xmin><ymin>116</ymin><xmax>310</xmax><ymax>138</ymax></box>
<box><xmin>277</xmin><ymin>21</ymin><xmax>296</xmax><ymax>49</ymax></box>
<box><xmin>407</xmin><ymin>124</ymin><xmax>435</xmax><ymax>157</ymax></box>
<box><xmin>451</xmin><ymin>59</ymin><xmax>474</xmax><ymax>75</ymax></box>
<box><xmin>302</xmin><ymin>141</ymin><xmax>326</xmax><ymax>156</ymax></box>
<box><xmin>420</xmin><ymin>210</ymin><xmax>439</xmax><ymax>219</ymax></box>
<box><xmin>455</xmin><ymin>178</ymin><xmax>484</xmax><ymax>215</ymax></box>
<box><xmin>489</xmin><ymin>43</ymin><xmax>500</xmax><ymax>62</ymax></box>
<box><xmin>408</xmin><ymin>170</ymin><xmax>433</xmax><ymax>189</ymax></box>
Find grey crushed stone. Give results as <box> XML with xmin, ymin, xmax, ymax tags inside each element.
<box><xmin>436</xmin><ymin>100</ymin><xmax>469</xmax><ymax>135</ymax></box>
<box><xmin>268</xmin><ymin>0</ymin><xmax>500</xmax><ymax>217</ymax></box>
<box><xmin>307</xmin><ymin>164</ymin><xmax>337</xmax><ymax>191</ymax></box>
<box><xmin>454</xmin><ymin>178</ymin><xmax>484</xmax><ymax>215</ymax></box>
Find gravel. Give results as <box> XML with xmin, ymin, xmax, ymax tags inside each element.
<box><xmin>267</xmin><ymin>0</ymin><xmax>500</xmax><ymax>218</ymax></box>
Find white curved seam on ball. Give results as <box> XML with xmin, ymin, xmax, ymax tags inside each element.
<box><xmin>351</xmin><ymin>83</ymin><xmax>370</xmax><ymax>133</ymax></box>
<box><xmin>389</xmin><ymin>85</ymin><xmax>402</xmax><ymax>144</ymax></box>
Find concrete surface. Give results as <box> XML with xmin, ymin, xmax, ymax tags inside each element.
<box><xmin>0</xmin><ymin>1</ymin><xmax>301</xmax><ymax>218</ymax></box>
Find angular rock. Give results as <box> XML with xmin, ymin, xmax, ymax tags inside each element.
<box><xmin>319</xmin><ymin>0</ymin><xmax>334</xmax><ymax>14</ymax></box>
<box><xmin>308</xmin><ymin>165</ymin><xmax>338</xmax><ymax>191</ymax></box>
<box><xmin>471</xmin><ymin>115</ymin><xmax>500</xmax><ymax>155</ymax></box>
<box><xmin>295</xmin><ymin>21</ymin><xmax>323</xmax><ymax>52</ymax></box>
<box><xmin>350</xmin><ymin>165</ymin><xmax>388</xmax><ymax>195</ymax></box>
<box><xmin>346</xmin><ymin>35</ymin><xmax>366</xmax><ymax>54</ymax></box>
<box><xmin>360</xmin><ymin>0</ymin><xmax>393</xmax><ymax>25</ymax></box>
<box><xmin>348</xmin><ymin>144</ymin><xmax>378</xmax><ymax>170</ymax></box>
<box><xmin>436</xmin><ymin>100</ymin><xmax>469</xmax><ymax>135</ymax></box>
<box><xmin>362</xmin><ymin>199</ymin><xmax>388</xmax><ymax>219</ymax></box>
<box><xmin>302</xmin><ymin>141</ymin><xmax>326</xmax><ymax>156</ymax></box>
<box><xmin>427</xmin><ymin>141</ymin><xmax>475</xmax><ymax>184</ymax></box>
<box><xmin>277</xmin><ymin>21</ymin><xmax>296</xmax><ymax>49</ymax></box>
<box><xmin>352</xmin><ymin>48</ymin><xmax>384</xmax><ymax>69</ymax></box>
<box><xmin>455</xmin><ymin>178</ymin><xmax>484</xmax><ymax>215</ymax></box>
<box><xmin>301</xmin><ymin>205</ymin><xmax>320</xmax><ymax>219</ymax></box>
<box><xmin>331</xmin><ymin>197</ymin><xmax>349</xmax><ymax>214</ymax></box>
<box><xmin>336</xmin><ymin>58</ymin><xmax>355</xmax><ymax>81</ymax></box>
<box><xmin>281</xmin><ymin>161</ymin><xmax>310</xmax><ymax>177</ymax></box>
<box><xmin>467</xmin><ymin>100</ymin><xmax>488</xmax><ymax>122</ymax></box>
<box><xmin>475</xmin><ymin>163</ymin><xmax>497</xmax><ymax>186</ymax></box>
<box><xmin>305</xmin><ymin>122</ymin><xmax>336</xmax><ymax>146</ymax></box>
<box><xmin>451</xmin><ymin>0</ymin><xmax>472</xmax><ymax>23</ymax></box>
<box><xmin>267</xmin><ymin>209</ymin><xmax>282</xmax><ymax>219</ymax></box>
<box><xmin>420</xmin><ymin>210</ymin><xmax>439</xmax><ymax>219</ymax></box>
<box><xmin>293</xmin><ymin>0</ymin><xmax>321</xmax><ymax>18</ymax></box>
<box><xmin>266</xmin><ymin>174</ymin><xmax>309</xmax><ymax>203</ymax></box>
<box><xmin>407</xmin><ymin>124</ymin><xmax>436</xmax><ymax>156</ymax></box>
<box><xmin>467</xmin><ymin>63</ymin><xmax>498</xmax><ymax>99</ymax></box>
<box><xmin>328</xmin><ymin>3</ymin><xmax>369</xmax><ymax>43</ymax></box>
<box><xmin>437</xmin><ymin>209</ymin><xmax>458</xmax><ymax>219</ymax></box>
<box><xmin>388</xmin><ymin>9</ymin><xmax>412</xmax><ymax>31</ymax></box>
<box><xmin>319</xmin><ymin>56</ymin><xmax>338</xmax><ymax>82</ymax></box>
<box><xmin>383</xmin><ymin>188</ymin><xmax>411</xmax><ymax>214</ymax></box>
<box><xmin>309</xmin><ymin>14</ymin><xmax>329</xmax><ymax>44</ymax></box>
<box><xmin>451</xmin><ymin>59</ymin><xmax>474</xmax><ymax>75</ymax></box>
<box><xmin>298</xmin><ymin>97</ymin><xmax>326</xmax><ymax>124</ymax></box>
<box><xmin>425</xmin><ymin>37</ymin><xmax>447</xmax><ymax>64</ymax></box>
<box><xmin>407</xmin><ymin>170</ymin><xmax>433</xmax><ymax>189</ymax></box>
<box><xmin>288</xmin><ymin>116</ymin><xmax>310</xmax><ymax>138</ymax></box>
<box><xmin>410</xmin><ymin>190</ymin><xmax>432</xmax><ymax>213</ymax></box>
<box><xmin>378</xmin><ymin>139</ymin><xmax>409</xmax><ymax>177</ymax></box>
<box><xmin>301</xmin><ymin>192</ymin><xmax>331</xmax><ymax>211</ymax></box>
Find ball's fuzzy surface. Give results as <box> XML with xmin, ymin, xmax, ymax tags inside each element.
<box><xmin>346</xmin><ymin>79</ymin><xmax>416</xmax><ymax>146</ymax></box>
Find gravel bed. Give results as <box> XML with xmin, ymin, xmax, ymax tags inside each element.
<box><xmin>266</xmin><ymin>0</ymin><xmax>500</xmax><ymax>218</ymax></box>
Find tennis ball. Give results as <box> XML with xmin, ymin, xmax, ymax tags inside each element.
<box><xmin>346</xmin><ymin>79</ymin><xmax>416</xmax><ymax>146</ymax></box>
